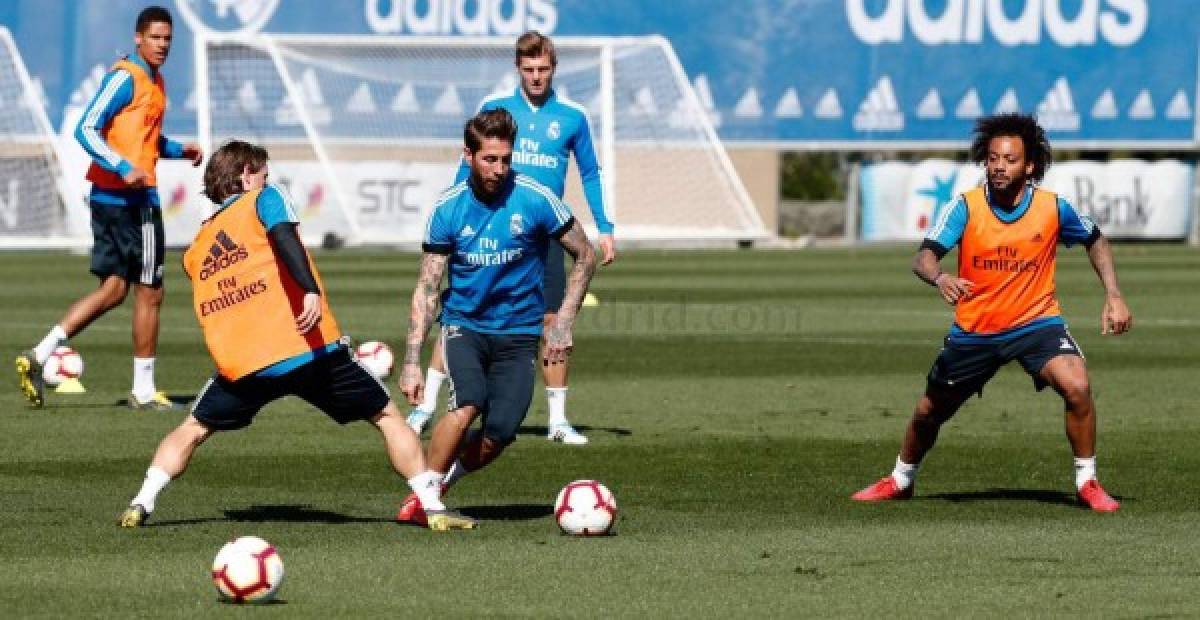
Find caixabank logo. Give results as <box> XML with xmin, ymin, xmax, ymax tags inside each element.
<box><xmin>198</xmin><ymin>230</ymin><xmax>249</xmax><ymax>281</ymax></box>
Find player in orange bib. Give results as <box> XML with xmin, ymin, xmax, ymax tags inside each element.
<box><xmin>117</xmin><ymin>141</ymin><xmax>475</xmax><ymax>531</ymax></box>
<box><xmin>851</xmin><ymin>114</ymin><xmax>1132</xmax><ymax>512</ymax></box>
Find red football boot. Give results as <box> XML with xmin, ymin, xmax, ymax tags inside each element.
<box><xmin>1077</xmin><ymin>479</ymin><xmax>1119</xmax><ymax>513</ymax></box>
<box><xmin>395</xmin><ymin>492</ymin><xmax>428</xmax><ymax>526</ymax></box>
<box><xmin>851</xmin><ymin>476</ymin><xmax>913</xmax><ymax>502</ymax></box>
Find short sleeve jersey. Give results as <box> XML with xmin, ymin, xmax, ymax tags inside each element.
<box><xmin>423</xmin><ymin>173</ymin><xmax>574</xmax><ymax>335</ymax></box>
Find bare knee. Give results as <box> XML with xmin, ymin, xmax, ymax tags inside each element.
<box><xmin>100</xmin><ymin>278</ymin><xmax>130</xmax><ymax>309</ymax></box>
<box><xmin>135</xmin><ymin>284</ymin><xmax>165</xmax><ymax>308</ymax></box>
<box><xmin>1058</xmin><ymin>379</ymin><xmax>1093</xmax><ymax>413</ymax></box>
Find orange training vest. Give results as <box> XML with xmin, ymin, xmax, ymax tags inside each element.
<box><xmin>183</xmin><ymin>189</ymin><xmax>341</xmax><ymax>380</ymax></box>
<box><xmin>85</xmin><ymin>58</ymin><xmax>166</xmax><ymax>190</ymax></box>
<box><xmin>954</xmin><ymin>186</ymin><xmax>1062</xmax><ymax>334</ymax></box>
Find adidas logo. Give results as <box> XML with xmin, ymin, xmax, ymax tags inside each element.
<box><xmin>1032</xmin><ymin>233</ymin><xmax>1044</xmax><ymax>243</ymax></box>
<box><xmin>1036</xmin><ymin>77</ymin><xmax>1080</xmax><ymax>131</ymax></box>
<box><xmin>853</xmin><ymin>76</ymin><xmax>903</xmax><ymax>131</ymax></box>
<box><xmin>459</xmin><ymin>224</ymin><xmax>476</xmax><ymax>238</ymax></box>
<box><xmin>198</xmin><ymin>230</ymin><xmax>249</xmax><ymax>280</ymax></box>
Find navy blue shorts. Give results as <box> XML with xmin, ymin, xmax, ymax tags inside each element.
<box><xmin>542</xmin><ymin>241</ymin><xmax>566</xmax><ymax>312</ymax></box>
<box><xmin>441</xmin><ymin>325</ymin><xmax>539</xmax><ymax>444</ymax></box>
<box><xmin>89</xmin><ymin>202</ymin><xmax>164</xmax><ymax>287</ymax></box>
<box><xmin>927</xmin><ymin>324</ymin><xmax>1083</xmax><ymax>394</ymax></box>
<box><xmin>191</xmin><ymin>347</ymin><xmax>389</xmax><ymax>431</ymax></box>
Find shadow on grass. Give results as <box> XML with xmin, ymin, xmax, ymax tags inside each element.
<box><xmin>459</xmin><ymin>503</ymin><xmax>553</xmax><ymax>521</ymax></box>
<box><xmin>517</xmin><ymin>425</ymin><xmax>632</xmax><ymax>438</ymax></box>
<box><xmin>150</xmin><ymin>504</ymin><xmax>392</xmax><ymax>527</ymax></box>
<box><xmin>923</xmin><ymin>488</ymin><xmax>1095</xmax><ymax>507</ymax></box>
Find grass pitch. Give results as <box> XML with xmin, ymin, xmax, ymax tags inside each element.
<box><xmin>2</xmin><ymin>245</ymin><xmax>1200</xmax><ymax>617</ymax></box>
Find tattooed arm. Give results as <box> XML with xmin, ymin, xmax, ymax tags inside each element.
<box><xmin>399</xmin><ymin>252</ymin><xmax>448</xmax><ymax>405</ymax></box>
<box><xmin>544</xmin><ymin>220</ymin><xmax>597</xmax><ymax>364</ymax></box>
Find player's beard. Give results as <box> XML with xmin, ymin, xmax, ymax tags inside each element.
<box><xmin>987</xmin><ymin>170</ymin><xmax>1026</xmax><ymax>206</ymax></box>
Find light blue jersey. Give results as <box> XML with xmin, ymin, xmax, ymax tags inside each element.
<box><xmin>455</xmin><ymin>87</ymin><xmax>613</xmax><ymax>234</ymax></box>
<box><xmin>424</xmin><ymin>173</ymin><xmax>574</xmax><ymax>335</ymax></box>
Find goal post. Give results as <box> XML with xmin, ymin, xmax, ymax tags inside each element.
<box><xmin>194</xmin><ymin>33</ymin><xmax>767</xmax><ymax>245</ymax></box>
<box><xmin>0</xmin><ymin>27</ymin><xmax>87</xmax><ymax>249</ymax></box>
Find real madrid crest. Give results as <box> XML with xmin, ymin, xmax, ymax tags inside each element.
<box><xmin>547</xmin><ymin>120</ymin><xmax>561</xmax><ymax>140</ymax></box>
<box><xmin>510</xmin><ymin>213</ymin><xmax>525</xmax><ymax>236</ymax></box>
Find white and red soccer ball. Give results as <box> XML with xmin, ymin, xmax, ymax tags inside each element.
<box><xmin>42</xmin><ymin>346</ymin><xmax>83</xmax><ymax>386</ymax></box>
<box><xmin>354</xmin><ymin>340</ymin><xmax>394</xmax><ymax>380</ymax></box>
<box><xmin>554</xmin><ymin>480</ymin><xmax>618</xmax><ymax>536</ymax></box>
<box><xmin>211</xmin><ymin>536</ymin><xmax>284</xmax><ymax>604</ymax></box>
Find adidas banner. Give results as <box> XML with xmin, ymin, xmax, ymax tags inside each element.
<box><xmin>861</xmin><ymin>159</ymin><xmax>1194</xmax><ymax>241</ymax></box>
<box><xmin>12</xmin><ymin>0</ymin><xmax>1200</xmax><ymax>147</ymax></box>
<box><xmin>156</xmin><ymin>160</ymin><xmax>457</xmax><ymax>247</ymax></box>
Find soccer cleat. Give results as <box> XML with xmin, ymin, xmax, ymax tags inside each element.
<box><xmin>406</xmin><ymin>408</ymin><xmax>433</xmax><ymax>435</ymax></box>
<box><xmin>851</xmin><ymin>476</ymin><xmax>914</xmax><ymax>502</ymax></box>
<box><xmin>128</xmin><ymin>391</ymin><xmax>177</xmax><ymax>411</ymax></box>
<box><xmin>15</xmin><ymin>350</ymin><xmax>45</xmax><ymax>408</ymax></box>
<box><xmin>426</xmin><ymin>509</ymin><xmax>478</xmax><ymax>531</ymax></box>
<box><xmin>548</xmin><ymin>423</ymin><xmax>589</xmax><ymax>445</ymax></box>
<box><xmin>395</xmin><ymin>492</ymin><xmax>428</xmax><ymax>527</ymax></box>
<box><xmin>1077</xmin><ymin>479</ymin><xmax>1119</xmax><ymax>513</ymax></box>
<box><xmin>118</xmin><ymin>504</ymin><xmax>149</xmax><ymax>528</ymax></box>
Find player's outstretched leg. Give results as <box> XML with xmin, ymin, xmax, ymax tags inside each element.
<box><xmin>852</xmin><ymin>384</ymin><xmax>972</xmax><ymax>502</ymax></box>
<box><xmin>119</xmin><ymin>415</ymin><xmax>213</xmax><ymax>527</ymax></box>
<box><xmin>377</xmin><ymin>403</ymin><xmax>476</xmax><ymax>530</ymax></box>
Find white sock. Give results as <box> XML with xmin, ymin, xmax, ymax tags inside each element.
<box><xmin>1074</xmin><ymin>456</ymin><xmax>1097</xmax><ymax>490</ymax></box>
<box><xmin>418</xmin><ymin>368</ymin><xmax>446</xmax><ymax>413</ymax></box>
<box><xmin>132</xmin><ymin>357</ymin><xmax>156</xmax><ymax>401</ymax></box>
<box><xmin>407</xmin><ymin>470</ymin><xmax>445</xmax><ymax>512</ymax></box>
<box><xmin>546</xmin><ymin>387</ymin><xmax>569</xmax><ymax>427</ymax></box>
<box><xmin>442</xmin><ymin>459</ymin><xmax>471</xmax><ymax>488</ymax></box>
<box><xmin>33</xmin><ymin>325</ymin><xmax>67</xmax><ymax>364</ymax></box>
<box><xmin>891</xmin><ymin>457</ymin><xmax>919</xmax><ymax>490</ymax></box>
<box><xmin>131</xmin><ymin>466</ymin><xmax>171</xmax><ymax>513</ymax></box>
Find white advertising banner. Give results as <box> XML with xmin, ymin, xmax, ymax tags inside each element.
<box><xmin>157</xmin><ymin>160</ymin><xmax>457</xmax><ymax>247</ymax></box>
<box><xmin>860</xmin><ymin>159</ymin><xmax>1193</xmax><ymax>241</ymax></box>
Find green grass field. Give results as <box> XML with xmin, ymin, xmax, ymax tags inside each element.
<box><xmin>3</xmin><ymin>245</ymin><xmax>1200</xmax><ymax>617</ymax></box>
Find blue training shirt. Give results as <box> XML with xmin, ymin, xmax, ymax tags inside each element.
<box><xmin>454</xmin><ymin>86</ymin><xmax>613</xmax><ymax>234</ymax></box>
<box><xmin>74</xmin><ymin>54</ymin><xmax>185</xmax><ymax>208</ymax></box>
<box><xmin>424</xmin><ymin>173</ymin><xmax>575</xmax><ymax>335</ymax></box>
<box><xmin>925</xmin><ymin>183</ymin><xmax>1099</xmax><ymax>344</ymax></box>
<box><xmin>211</xmin><ymin>184</ymin><xmax>341</xmax><ymax>377</ymax></box>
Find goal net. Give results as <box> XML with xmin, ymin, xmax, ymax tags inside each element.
<box><xmin>195</xmin><ymin>34</ymin><xmax>766</xmax><ymax>245</ymax></box>
<box><xmin>0</xmin><ymin>27</ymin><xmax>84</xmax><ymax>248</ymax></box>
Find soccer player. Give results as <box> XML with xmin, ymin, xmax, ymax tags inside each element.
<box><xmin>15</xmin><ymin>6</ymin><xmax>202</xmax><ymax>410</ymax></box>
<box><xmin>395</xmin><ymin>108</ymin><xmax>597</xmax><ymax>525</ymax></box>
<box><xmin>405</xmin><ymin>31</ymin><xmax>615</xmax><ymax>445</ymax></box>
<box><xmin>117</xmin><ymin>141</ymin><xmax>475</xmax><ymax>532</ymax></box>
<box><xmin>851</xmin><ymin>113</ymin><xmax>1132</xmax><ymax>512</ymax></box>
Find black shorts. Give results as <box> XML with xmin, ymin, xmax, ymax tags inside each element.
<box><xmin>542</xmin><ymin>241</ymin><xmax>566</xmax><ymax>312</ymax></box>
<box><xmin>191</xmin><ymin>347</ymin><xmax>390</xmax><ymax>431</ymax></box>
<box><xmin>927</xmin><ymin>323</ymin><xmax>1083</xmax><ymax>394</ymax></box>
<box><xmin>89</xmin><ymin>202</ymin><xmax>164</xmax><ymax>287</ymax></box>
<box><xmin>442</xmin><ymin>325</ymin><xmax>539</xmax><ymax>445</ymax></box>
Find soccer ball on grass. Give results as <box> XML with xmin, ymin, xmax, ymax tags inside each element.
<box><xmin>211</xmin><ymin>536</ymin><xmax>284</xmax><ymax>604</ymax></box>
<box><xmin>42</xmin><ymin>346</ymin><xmax>83</xmax><ymax>386</ymax></box>
<box><xmin>554</xmin><ymin>480</ymin><xmax>617</xmax><ymax>536</ymax></box>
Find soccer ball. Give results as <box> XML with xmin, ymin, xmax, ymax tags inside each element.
<box><xmin>211</xmin><ymin>536</ymin><xmax>284</xmax><ymax>604</ymax></box>
<box><xmin>554</xmin><ymin>480</ymin><xmax>617</xmax><ymax>536</ymax></box>
<box><xmin>42</xmin><ymin>346</ymin><xmax>83</xmax><ymax>386</ymax></box>
<box><xmin>354</xmin><ymin>340</ymin><xmax>394</xmax><ymax>379</ymax></box>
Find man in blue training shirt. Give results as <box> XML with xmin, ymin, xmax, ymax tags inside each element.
<box><xmin>406</xmin><ymin>31</ymin><xmax>614</xmax><ymax>445</ymax></box>
<box><xmin>15</xmin><ymin>6</ymin><xmax>202</xmax><ymax>410</ymax></box>
<box><xmin>395</xmin><ymin>108</ymin><xmax>597</xmax><ymax>526</ymax></box>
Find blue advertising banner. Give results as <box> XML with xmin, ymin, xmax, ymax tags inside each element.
<box><xmin>2</xmin><ymin>0</ymin><xmax>1196</xmax><ymax>147</ymax></box>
